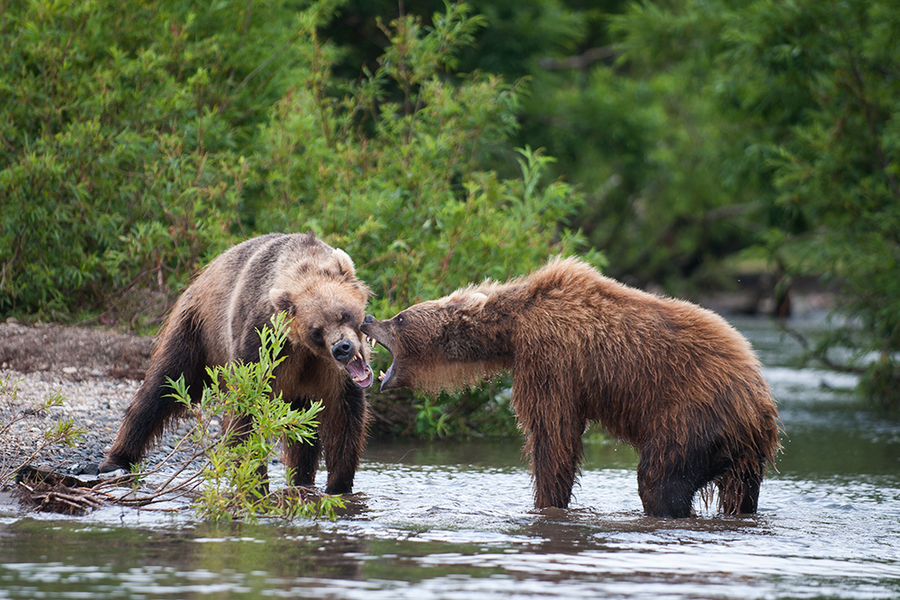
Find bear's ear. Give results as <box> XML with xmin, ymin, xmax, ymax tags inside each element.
<box><xmin>333</xmin><ymin>248</ymin><xmax>356</xmax><ymax>277</ymax></box>
<box><xmin>269</xmin><ymin>288</ymin><xmax>296</xmax><ymax>316</ymax></box>
<box><xmin>448</xmin><ymin>289</ymin><xmax>489</xmax><ymax>311</ymax></box>
<box><xmin>469</xmin><ymin>292</ymin><xmax>489</xmax><ymax>306</ymax></box>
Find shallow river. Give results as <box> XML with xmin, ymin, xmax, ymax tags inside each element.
<box><xmin>2</xmin><ymin>317</ymin><xmax>900</xmax><ymax>599</ymax></box>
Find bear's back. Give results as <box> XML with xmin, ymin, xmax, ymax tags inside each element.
<box><xmin>174</xmin><ymin>233</ymin><xmax>334</xmax><ymax>363</ymax></box>
<box><xmin>516</xmin><ymin>257</ymin><xmax>770</xmax><ymax>429</ymax></box>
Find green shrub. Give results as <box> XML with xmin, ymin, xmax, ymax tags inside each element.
<box><xmin>0</xmin><ymin>0</ymin><xmax>312</xmax><ymax>317</ymax></box>
<box><xmin>167</xmin><ymin>313</ymin><xmax>343</xmax><ymax>522</ymax></box>
<box><xmin>252</xmin><ymin>2</ymin><xmax>596</xmax><ymax>310</ymax></box>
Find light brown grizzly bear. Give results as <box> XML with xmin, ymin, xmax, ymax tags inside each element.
<box><xmin>360</xmin><ymin>257</ymin><xmax>781</xmax><ymax>518</ymax></box>
<box><xmin>98</xmin><ymin>233</ymin><xmax>374</xmax><ymax>495</ymax></box>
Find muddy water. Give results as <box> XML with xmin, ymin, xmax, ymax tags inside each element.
<box><xmin>2</xmin><ymin>317</ymin><xmax>900</xmax><ymax>599</ymax></box>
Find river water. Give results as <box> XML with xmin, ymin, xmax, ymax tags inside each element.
<box><xmin>2</xmin><ymin>317</ymin><xmax>899</xmax><ymax>599</ymax></box>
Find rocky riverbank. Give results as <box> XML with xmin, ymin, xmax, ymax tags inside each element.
<box><xmin>0</xmin><ymin>321</ymin><xmax>157</xmax><ymax>479</ymax></box>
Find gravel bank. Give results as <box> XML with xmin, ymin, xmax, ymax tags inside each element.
<box><xmin>0</xmin><ymin>368</ymin><xmax>141</xmax><ymax>474</ymax></box>
<box><xmin>0</xmin><ymin>321</ymin><xmax>169</xmax><ymax>479</ymax></box>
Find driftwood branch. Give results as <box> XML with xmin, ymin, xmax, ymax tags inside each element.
<box><xmin>14</xmin><ymin>467</ymin><xmax>105</xmax><ymax>516</ymax></box>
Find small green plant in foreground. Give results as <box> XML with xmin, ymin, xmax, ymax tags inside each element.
<box><xmin>167</xmin><ymin>312</ymin><xmax>343</xmax><ymax>522</ymax></box>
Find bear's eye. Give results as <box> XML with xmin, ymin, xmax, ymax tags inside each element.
<box><xmin>396</xmin><ymin>314</ymin><xmax>405</xmax><ymax>326</ymax></box>
<box><xmin>340</xmin><ymin>312</ymin><xmax>352</xmax><ymax>325</ymax></box>
<box><xmin>310</xmin><ymin>328</ymin><xmax>324</xmax><ymax>343</ymax></box>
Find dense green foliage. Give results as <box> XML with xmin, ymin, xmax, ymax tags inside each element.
<box><xmin>0</xmin><ymin>0</ymin><xmax>589</xmax><ymax>435</ymax></box>
<box><xmin>3</xmin><ymin>0</ymin><xmax>899</xmax><ymax>415</ymax></box>
<box><xmin>0</xmin><ymin>1</ymin><xmax>587</xmax><ymax>319</ymax></box>
<box><xmin>608</xmin><ymin>0</ymin><xmax>900</xmax><ymax>407</ymax></box>
<box><xmin>0</xmin><ymin>0</ymin><xmax>317</xmax><ymax>317</ymax></box>
<box><xmin>324</xmin><ymin>0</ymin><xmax>768</xmax><ymax>289</ymax></box>
<box><xmin>249</xmin><ymin>4</ymin><xmax>592</xmax><ymax>317</ymax></box>
<box><xmin>251</xmin><ymin>3</ymin><xmax>591</xmax><ymax>435</ymax></box>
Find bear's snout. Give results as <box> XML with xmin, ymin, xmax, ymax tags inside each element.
<box><xmin>331</xmin><ymin>339</ymin><xmax>355</xmax><ymax>363</ymax></box>
<box><xmin>363</xmin><ymin>314</ymin><xmax>376</xmax><ymax>325</ymax></box>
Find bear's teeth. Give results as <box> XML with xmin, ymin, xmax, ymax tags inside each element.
<box><xmin>378</xmin><ymin>370</ymin><xmax>386</xmax><ymax>381</ymax></box>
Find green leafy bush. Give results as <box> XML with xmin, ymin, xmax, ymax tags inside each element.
<box><xmin>1</xmin><ymin>0</ymin><xmax>592</xmax><ymax>315</ymax></box>
<box><xmin>252</xmin><ymin>3</ymin><xmax>594</xmax><ymax>311</ymax></box>
<box><xmin>0</xmin><ymin>0</ymin><xmax>312</xmax><ymax>318</ymax></box>
<box><xmin>167</xmin><ymin>313</ymin><xmax>343</xmax><ymax>522</ymax></box>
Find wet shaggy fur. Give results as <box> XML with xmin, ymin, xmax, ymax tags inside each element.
<box><xmin>99</xmin><ymin>233</ymin><xmax>374</xmax><ymax>494</ymax></box>
<box><xmin>361</xmin><ymin>257</ymin><xmax>781</xmax><ymax>517</ymax></box>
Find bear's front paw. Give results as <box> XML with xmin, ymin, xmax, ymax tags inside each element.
<box><xmin>97</xmin><ymin>459</ymin><xmax>130</xmax><ymax>474</ymax></box>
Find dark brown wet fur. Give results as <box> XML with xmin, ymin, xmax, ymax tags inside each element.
<box><xmin>99</xmin><ymin>233</ymin><xmax>372</xmax><ymax>495</ymax></box>
<box><xmin>361</xmin><ymin>257</ymin><xmax>781</xmax><ymax>517</ymax></box>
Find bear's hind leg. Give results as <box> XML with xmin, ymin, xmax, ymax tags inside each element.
<box><xmin>717</xmin><ymin>459</ymin><xmax>764</xmax><ymax>515</ymax></box>
<box><xmin>99</xmin><ymin>328</ymin><xmax>205</xmax><ymax>473</ymax></box>
<box><xmin>739</xmin><ymin>475</ymin><xmax>761</xmax><ymax>514</ymax></box>
<box><xmin>100</xmin><ymin>377</ymin><xmax>191</xmax><ymax>473</ymax></box>
<box><xmin>637</xmin><ymin>449</ymin><xmax>704</xmax><ymax>518</ymax></box>
<box><xmin>100</xmin><ymin>317</ymin><xmax>206</xmax><ymax>472</ymax></box>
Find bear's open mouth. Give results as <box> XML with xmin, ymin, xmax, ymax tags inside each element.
<box><xmin>379</xmin><ymin>362</ymin><xmax>395</xmax><ymax>391</ymax></box>
<box><xmin>364</xmin><ymin>334</ymin><xmax>396</xmax><ymax>392</ymax></box>
<box><xmin>346</xmin><ymin>352</ymin><xmax>374</xmax><ymax>388</ymax></box>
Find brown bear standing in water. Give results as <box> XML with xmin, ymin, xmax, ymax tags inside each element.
<box><xmin>99</xmin><ymin>233</ymin><xmax>374</xmax><ymax>494</ymax></box>
<box><xmin>361</xmin><ymin>257</ymin><xmax>780</xmax><ymax>517</ymax></box>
